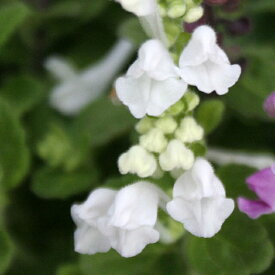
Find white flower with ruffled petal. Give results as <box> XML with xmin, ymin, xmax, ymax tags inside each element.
<box><xmin>179</xmin><ymin>25</ymin><xmax>241</xmax><ymax>95</ymax></box>
<box><xmin>71</xmin><ymin>182</ymin><xmax>168</xmax><ymax>257</ymax></box>
<box><xmin>116</xmin><ymin>39</ymin><xmax>187</xmax><ymax>118</ymax></box>
<box><xmin>104</xmin><ymin>181</ymin><xmax>166</xmax><ymax>257</ymax></box>
<box><xmin>71</xmin><ymin>188</ymin><xmax>116</xmax><ymax>254</ymax></box>
<box><xmin>167</xmin><ymin>158</ymin><xmax>234</xmax><ymax>238</ymax></box>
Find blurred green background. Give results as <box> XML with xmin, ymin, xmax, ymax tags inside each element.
<box><xmin>0</xmin><ymin>0</ymin><xmax>274</xmax><ymax>274</ymax></box>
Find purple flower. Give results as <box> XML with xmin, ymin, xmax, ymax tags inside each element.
<box><xmin>264</xmin><ymin>92</ymin><xmax>275</xmax><ymax>118</ymax></box>
<box><xmin>238</xmin><ymin>165</ymin><xmax>275</xmax><ymax>219</ymax></box>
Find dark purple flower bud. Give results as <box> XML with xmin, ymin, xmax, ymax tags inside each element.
<box><xmin>228</xmin><ymin>17</ymin><xmax>251</xmax><ymax>35</ymax></box>
<box><xmin>223</xmin><ymin>0</ymin><xmax>241</xmax><ymax>12</ymax></box>
<box><xmin>264</xmin><ymin>92</ymin><xmax>275</xmax><ymax>118</ymax></box>
<box><xmin>204</xmin><ymin>0</ymin><xmax>228</xmax><ymax>5</ymax></box>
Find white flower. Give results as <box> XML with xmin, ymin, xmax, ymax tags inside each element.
<box><xmin>118</xmin><ymin>145</ymin><xmax>157</xmax><ymax>177</ymax></box>
<box><xmin>71</xmin><ymin>188</ymin><xmax>116</xmax><ymax>254</ymax></box>
<box><xmin>140</xmin><ymin>128</ymin><xmax>168</xmax><ymax>153</ymax></box>
<box><xmin>175</xmin><ymin>116</ymin><xmax>204</xmax><ymax>143</ymax></box>
<box><xmin>48</xmin><ymin>39</ymin><xmax>134</xmax><ymax>115</ymax></box>
<box><xmin>179</xmin><ymin>25</ymin><xmax>241</xmax><ymax>95</ymax></box>
<box><xmin>167</xmin><ymin>158</ymin><xmax>234</xmax><ymax>238</ymax></box>
<box><xmin>104</xmin><ymin>182</ymin><xmax>163</xmax><ymax>257</ymax></box>
<box><xmin>71</xmin><ymin>182</ymin><xmax>169</xmax><ymax>257</ymax></box>
<box><xmin>115</xmin><ymin>0</ymin><xmax>167</xmax><ymax>44</ymax></box>
<box><xmin>115</xmin><ymin>0</ymin><xmax>155</xmax><ymax>16</ymax></box>
<box><xmin>116</xmin><ymin>39</ymin><xmax>187</xmax><ymax>118</ymax></box>
<box><xmin>159</xmin><ymin>139</ymin><xmax>195</xmax><ymax>171</ymax></box>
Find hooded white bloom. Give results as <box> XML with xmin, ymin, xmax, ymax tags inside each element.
<box><xmin>71</xmin><ymin>182</ymin><xmax>168</xmax><ymax>257</ymax></box>
<box><xmin>175</xmin><ymin>116</ymin><xmax>204</xmax><ymax>143</ymax></box>
<box><xmin>115</xmin><ymin>0</ymin><xmax>167</xmax><ymax>45</ymax></box>
<box><xmin>167</xmin><ymin>158</ymin><xmax>234</xmax><ymax>238</ymax></box>
<box><xmin>116</xmin><ymin>39</ymin><xmax>187</xmax><ymax>118</ymax></box>
<box><xmin>47</xmin><ymin>39</ymin><xmax>134</xmax><ymax>115</ymax></box>
<box><xmin>118</xmin><ymin>145</ymin><xmax>157</xmax><ymax>177</ymax></box>
<box><xmin>179</xmin><ymin>25</ymin><xmax>241</xmax><ymax>95</ymax></box>
<box><xmin>159</xmin><ymin>139</ymin><xmax>195</xmax><ymax>171</ymax></box>
<box><xmin>71</xmin><ymin>188</ymin><xmax>116</xmax><ymax>254</ymax></box>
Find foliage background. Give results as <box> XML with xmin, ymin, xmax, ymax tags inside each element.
<box><xmin>0</xmin><ymin>0</ymin><xmax>274</xmax><ymax>274</ymax></box>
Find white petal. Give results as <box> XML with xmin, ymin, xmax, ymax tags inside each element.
<box><xmin>206</xmin><ymin>62</ymin><xmax>241</xmax><ymax>95</ymax></box>
<box><xmin>179</xmin><ymin>25</ymin><xmax>216</xmax><ymax>67</ymax></box>
<box><xmin>74</xmin><ymin>224</ymin><xmax>111</xmax><ymax>254</ymax></box>
<box><xmin>109</xmin><ymin>182</ymin><xmax>159</xmax><ymax>230</ymax></box>
<box><xmin>167</xmin><ymin>197</ymin><xmax>234</xmax><ymax>238</ymax></box>
<box><xmin>116</xmin><ymin>0</ymin><xmax>155</xmax><ymax>16</ymax></box>
<box><xmin>71</xmin><ymin>189</ymin><xmax>117</xmax><ymax>226</ymax></box>
<box><xmin>173</xmin><ymin>158</ymin><xmax>225</xmax><ymax>200</ymax></box>
<box><xmin>136</xmin><ymin>40</ymin><xmax>177</xmax><ymax>80</ymax></box>
<box><xmin>115</xmin><ymin>75</ymin><xmax>150</xmax><ymax>118</ymax></box>
<box><xmin>112</xmin><ymin>226</ymin><xmax>159</xmax><ymax>257</ymax></box>
<box><xmin>147</xmin><ymin>78</ymin><xmax>187</xmax><ymax>116</ymax></box>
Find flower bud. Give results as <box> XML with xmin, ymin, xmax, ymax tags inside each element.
<box><xmin>175</xmin><ymin>116</ymin><xmax>204</xmax><ymax>143</ymax></box>
<box><xmin>155</xmin><ymin>116</ymin><xmax>177</xmax><ymax>134</ymax></box>
<box><xmin>159</xmin><ymin>139</ymin><xmax>194</xmax><ymax>171</ymax></box>
<box><xmin>166</xmin><ymin>100</ymin><xmax>185</xmax><ymax>116</ymax></box>
<box><xmin>140</xmin><ymin>128</ymin><xmax>168</xmax><ymax>153</ymax></box>
<box><xmin>167</xmin><ymin>1</ymin><xmax>186</xmax><ymax>18</ymax></box>
<box><xmin>183</xmin><ymin>91</ymin><xmax>200</xmax><ymax>111</ymax></box>
<box><xmin>118</xmin><ymin>145</ymin><xmax>157</xmax><ymax>177</ymax></box>
<box><xmin>264</xmin><ymin>92</ymin><xmax>275</xmax><ymax>118</ymax></box>
<box><xmin>204</xmin><ymin>0</ymin><xmax>228</xmax><ymax>5</ymax></box>
<box><xmin>135</xmin><ymin>117</ymin><xmax>154</xmax><ymax>134</ymax></box>
<box><xmin>184</xmin><ymin>6</ymin><xmax>204</xmax><ymax>23</ymax></box>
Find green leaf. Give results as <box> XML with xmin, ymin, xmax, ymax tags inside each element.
<box><xmin>73</xmin><ymin>97</ymin><xmax>136</xmax><ymax>147</ymax></box>
<box><xmin>31</xmin><ymin>166</ymin><xmax>98</xmax><ymax>199</ymax></box>
<box><xmin>186</xmin><ymin>211</ymin><xmax>274</xmax><ymax>275</ymax></box>
<box><xmin>80</xmin><ymin>243</ymin><xmax>185</xmax><ymax>275</ymax></box>
<box><xmin>0</xmin><ymin>99</ymin><xmax>30</xmax><ymax>189</ymax></box>
<box><xmin>57</xmin><ymin>263</ymin><xmax>82</xmax><ymax>275</ymax></box>
<box><xmin>0</xmin><ymin>75</ymin><xmax>45</xmax><ymax>116</ymax></box>
<box><xmin>196</xmin><ymin>99</ymin><xmax>225</xmax><ymax>134</ymax></box>
<box><xmin>0</xmin><ymin>2</ymin><xmax>31</xmax><ymax>48</ymax></box>
<box><xmin>118</xmin><ymin>18</ymin><xmax>147</xmax><ymax>46</ymax></box>
<box><xmin>0</xmin><ymin>230</ymin><xmax>14</xmax><ymax>274</ymax></box>
<box><xmin>225</xmin><ymin>47</ymin><xmax>275</xmax><ymax>119</ymax></box>
<box><xmin>217</xmin><ymin>164</ymin><xmax>257</xmax><ymax>199</ymax></box>
<box><xmin>37</xmin><ymin>123</ymin><xmax>90</xmax><ymax>172</ymax></box>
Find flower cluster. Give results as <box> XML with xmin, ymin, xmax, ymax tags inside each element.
<box><xmin>71</xmin><ymin>0</ymin><xmax>241</xmax><ymax>258</ymax></box>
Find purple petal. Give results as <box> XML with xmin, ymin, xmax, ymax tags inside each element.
<box><xmin>237</xmin><ymin>197</ymin><xmax>273</xmax><ymax>219</ymax></box>
<box><xmin>246</xmin><ymin>167</ymin><xmax>275</xmax><ymax>208</ymax></box>
<box><xmin>264</xmin><ymin>92</ymin><xmax>275</xmax><ymax>118</ymax></box>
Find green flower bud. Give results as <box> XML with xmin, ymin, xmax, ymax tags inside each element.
<box><xmin>184</xmin><ymin>6</ymin><xmax>204</xmax><ymax>23</ymax></box>
<box><xmin>140</xmin><ymin>128</ymin><xmax>168</xmax><ymax>153</ymax></box>
<box><xmin>175</xmin><ymin>116</ymin><xmax>204</xmax><ymax>143</ymax></box>
<box><xmin>184</xmin><ymin>91</ymin><xmax>200</xmax><ymax>111</ymax></box>
<box><xmin>167</xmin><ymin>1</ymin><xmax>186</xmax><ymax>18</ymax></box>
<box><xmin>135</xmin><ymin>116</ymin><xmax>154</xmax><ymax>134</ymax></box>
<box><xmin>166</xmin><ymin>100</ymin><xmax>185</xmax><ymax>116</ymax></box>
<box><xmin>155</xmin><ymin>116</ymin><xmax>177</xmax><ymax>134</ymax></box>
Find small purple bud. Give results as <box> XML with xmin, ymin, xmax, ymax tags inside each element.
<box><xmin>264</xmin><ymin>92</ymin><xmax>275</xmax><ymax>118</ymax></box>
<box><xmin>228</xmin><ymin>17</ymin><xmax>251</xmax><ymax>35</ymax></box>
<box><xmin>223</xmin><ymin>0</ymin><xmax>241</xmax><ymax>12</ymax></box>
<box><xmin>204</xmin><ymin>0</ymin><xmax>228</xmax><ymax>5</ymax></box>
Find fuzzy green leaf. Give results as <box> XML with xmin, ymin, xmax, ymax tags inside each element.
<box><xmin>0</xmin><ymin>2</ymin><xmax>31</xmax><ymax>48</ymax></box>
<box><xmin>196</xmin><ymin>99</ymin><xmax>225</xmax><ymax>134</ymax></box>
<box><xmin>31</xmin><ymin>166</ymin><xmax>98</xmax><ymax>199</ymax></box>
<box><xmin>0</xmin><ymin>99</ymin><xmax>30</xmax><ymax>189</ymax></box>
